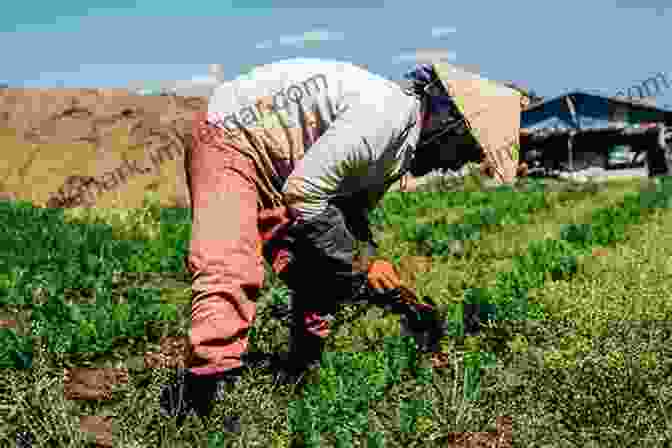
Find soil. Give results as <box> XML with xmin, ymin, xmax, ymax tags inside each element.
<box><xmin>79</xmin><ymin>415</ymin><xmax>114</xmax><ymax>447</ymax></box>
<box><xmin>63</xmin><ymin>367</ymin><xmax>129</xmax><ymax>401</ymax></box>
<box><xmin>143</xmin><ymin>335</ymin><xmax>191</xmax><ymax>370</ymax></box>
<box><xmin>443</xmin><ymin>415</ymin><xmax>513</xmax><ymax>448</ymax></box>
<box><xmin>0</xmin><ymin>318</ymin><xmax>17</xmax><ymax>329</ymax></box>
<box><xmin>592</xmin><ymin>247</ymin><xmax>609</xmax><ymax>257</ymax></box>
<box><xmin>63</xmin><ymin>335</ymin><xmax>190</xmax><ymax>446</ymax></box>
<box><xmin>431</xmin><ymin>352</ymin><xmax>452</xmax><ymax>369</ymax></box>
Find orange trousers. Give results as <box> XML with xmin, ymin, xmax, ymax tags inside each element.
<box><xmin>185</xmin><ymin>113</ymin><xmax>330</xmax><ymax>376</ymax></box>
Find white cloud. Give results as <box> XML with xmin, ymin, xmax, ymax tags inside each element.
<box><xmin>255</xmin><ymin>40</ymin><xmax>274</xmax><ymax>50</ymax></box>
<box><xmin>431</xmin><ymin>26</ymin><xmax>457</xmax><ymax>38</ymax></box>
<box><xmin>393</xmin><ymin>49</ymin><xmax>457</xmax><ymax>64</ymax></box>
<box><xmin>302</xmin><ymin>30</ymin><xmax>345</xmax><ymax>43</ymax></box>
<box><xmin>173</xmin><ymin>75</ymin><xmax>218</xmax><ymax>87</ymax></box>
<box><xmin>278</xmin><ymin>34</ymin><xmax>305</xmax><ymax>46</ymax></box>
<box><xmin>255</xmin><ymin>29</ymin><xmax>345</xmax><ymax>49</ymax></box>
<box><xmin>393</xmin><ymin>53</ymin><xmax>421</xmax><ymax>63</ymax></box>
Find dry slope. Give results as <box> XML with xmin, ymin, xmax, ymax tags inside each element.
<box><xmin>0</xmin><ymin>88</ymin><xmax>208</xmax><ymax>210</ymax></box>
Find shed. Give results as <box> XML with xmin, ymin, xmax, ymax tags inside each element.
<box><xmin>520</xmin><ymin>92</ymin><xmax>672</xmax><ymax>174</ymax></box>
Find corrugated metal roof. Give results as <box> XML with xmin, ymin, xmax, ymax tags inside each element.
<box><xmin>521</xmin><ymin>91</ymin><xmax>672</xmax><ymax>130</ymax></box>
<box><xmin>524</xmin><ymin>91</ymin><xmax>672</xmax><ymax>114</ymax></box>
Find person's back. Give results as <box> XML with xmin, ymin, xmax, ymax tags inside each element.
<box><xmin>209</xmin><ymin>58</ymin><xmax>412</xmax><ymax>137</ymax></box>
<box><xmin>206</xmin><ymin>58</ymin><xmax>421</xmax><ymax>219</ymax></box>
<box><xmin>211</xmin><ymin>58</ymin><xmax>405</xmax><ymax>119</ymax></box>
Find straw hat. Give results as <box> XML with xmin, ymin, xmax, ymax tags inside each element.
<box><xmin>432</xmin><ymin>62</ymin><xmax>521</xmax><ymax>184</ymax></box>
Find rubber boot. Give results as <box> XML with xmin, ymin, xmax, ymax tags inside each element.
<box><xmin>274</xmin><ymin>304</ymin><xmax>329</xmax><ymax>387</ymax></box>
<box><xmin>159</xmin><ymin>366</ymin><xmax>244</xmax><ymax>432</ymax></box>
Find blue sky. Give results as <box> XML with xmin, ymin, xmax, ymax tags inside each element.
<box><xmin>2</xmin><ymin>0</ymin><xmax>671</xmax><ymax>108</ymax></box>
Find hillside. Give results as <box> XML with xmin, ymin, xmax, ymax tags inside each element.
<box><xmin>0</xmin><ymin>88</ymin><xmax>207</xmax><ymax>210</ymax></box>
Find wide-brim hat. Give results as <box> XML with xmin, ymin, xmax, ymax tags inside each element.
<box><xmin>432</xmin><ymin>62</ymin><xmax>521</xmax><ymax>184</ymax></box>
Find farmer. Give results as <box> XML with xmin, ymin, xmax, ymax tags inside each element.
<box><xmin>160</xmin><ymin>58</ymin><xmax>520</xmax><ymax>426</ymax></box>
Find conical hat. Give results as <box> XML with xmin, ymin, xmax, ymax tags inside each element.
<box><xmin>432</xmin><ymin>62</ymin><xmax>521</xmax><ymax>184</ymax></box>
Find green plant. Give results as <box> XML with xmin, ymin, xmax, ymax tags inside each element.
<box><xmin>462</xmin><ymin>351</ymin><xmax>498</xmax><ymax>401</ymax></box>
<box><xmin>396</xmin><ymin>187</ymin><xmax>551</xmax><ymax>256</ymax></box>
<box><xmin>2</xmin><ymin>175</ymin><xmax>670</xmax><ymax>447</ymax></box>
<box><xmin>287</xmin><ymin>335</ymin><xmax>427</xmax><ymax>443</ymax></box>
<box><xmin>0</xmin><ymin>328</ymin><xmax>33</xmax><ymax>369</ymax></box>
<box><xmin>560</xmin><ymin>223</ymin><xmax>593</xmax><ymax>247</ymax></box>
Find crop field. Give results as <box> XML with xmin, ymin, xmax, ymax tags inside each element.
<box><xmin>1</xmin><ymin>173</ymin><xmax>672</xmax><ymax>447</ymax></box>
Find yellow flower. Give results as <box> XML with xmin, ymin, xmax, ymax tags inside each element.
<box><xmin>415</xmin><ymin>416</ymin><xmax>433</xmax><ymax>434</ymax></box>
<box><xmin>639</xmin><ymin>352</ymin><xmax>657</xmax><ymax>370</ymax></box>
<box><xmin>606</xmin><ymin>351</ymin><xmax>626</xmax><ymax>370</ymax></box>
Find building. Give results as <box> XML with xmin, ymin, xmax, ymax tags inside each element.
<box><xmin>520</xmin><ymin>91</ymin><xmax>672</xmax><ymax>175</ymax></box>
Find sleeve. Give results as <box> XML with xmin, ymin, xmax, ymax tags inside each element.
<box><xmin>279</xmin><ymin>202</ymin><xmax>369</xmax><ymax>306</ymax></box>
<box><xmin>275</xmin><ymin>88</ymin><xmax>419</xmax><ymax>304</ymax></box>
<box><xmin>331</xmin><ymin>189</ymin><xmax>379</xmax><ymax>255</ymax></box>
<box><xmin>282</xmin><ymin>91</ymin><xmax>417</xmax><ymax>224</ymax></box>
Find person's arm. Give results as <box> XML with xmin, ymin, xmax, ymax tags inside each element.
<box><xmin>283</xmin><ymin>87</ymin><xmax>419</xmax><ymax>220</ymax></box>
<box><xmin>279</xmin><ymin>93</ymin><xmax>418</xmax><ymax>302</ymax></box>
<box><xmin>331</xmin><ymin>190</ymin><xmax>380</xmax><ymax>261</ymax></box>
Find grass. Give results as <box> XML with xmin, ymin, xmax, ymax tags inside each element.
<box><xmin>467</xmin><ymin>206</ymin><xmax>672</xmax><ymax>445</ymax></box>
<box><xmin>374</xmin><ymin>178</ymin><xmax>642</xmax><ymax>300</ymax></box>
<box><xmin>1</xmin><ymin>175</ymin><xmax>672</xmax><ymax>447</ymax></box>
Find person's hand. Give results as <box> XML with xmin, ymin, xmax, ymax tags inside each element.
<box><xmin>367</xmin><ymin>259</ymin><xmax>402</xmax><ymax>292</ymax></box>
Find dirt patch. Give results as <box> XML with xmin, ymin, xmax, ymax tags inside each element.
<box><xmin>0</xmin><ymin>318</ymin><xmax>17</xmax><ymax>329</ymax></box>
<box><xmin>444</xmin><ymin>415</ymin><xmax>513</xmax><ymax>447</ymax></box>
<box><xmin>63</xmin><ymin>367</ymin><xmax>129</xmax><ymax>401</ymax></box>
<box><xmin>79</xmin><ymin>415</ymin><xmax>114</xmax><ymax>447</ymax></box>
<box><xmin>592</xmin><ymin>247</ymin><xmax>609</xmax><ymax>257</ymax></box>
<box><xmin>143</xmin><ymin>335</ymin><xmax>191</xmax><ymax>370</ymax></box>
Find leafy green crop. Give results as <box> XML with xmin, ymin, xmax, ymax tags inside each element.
<box><xmin>3</xmin><ymin>179</ymin><xmax>669</xmax><ymax>443</ymax></box>
<box><xmin>288</xmin><ymin>335</ymin><xmax>427</xmax><ymax>446</ymax></box>
<box><xmin>0</xmin><ymin>328</ymin><xmax>33</xmax><ymax>369</ymax></box>
<box><xmin>125</xmin><ymin>222</ymin><xmax>190</xmax><ymax>273</ymax></box>
<box><xmin>0</xmin><ymin>201</ymin><xmax>145</xmax><ymax>305</ymax></box>
<box><xmin>28</xmin><ymin>286</ymin><xmax>174</xmax><ymax>354</ymax></box>
<box><xmin>389</xmin><ymin>188</ymin><xmax>550</xmax><ymax>256</ymax></box>
<box><xmin>0</xmin><ymin>199</ymin><xmax>183</xmax><ymax>360</ymax></box>
<box><xmin>477</xmin><ymin>180</ymin><xmax>672</xmax><ymax>324</ymax></box>
<box><xmin>368</xmin><ymin>189</ymin><xmax>498</xmax><ymax>229</ymax></box>
<box><xmin>560</xmin><ymin>223</ymin><xmax>593</xmax><ymax>247</ymax></box>
<box><xmin>462</xmin><ymin>351</ymin><xmax>497</xmax><ymax>402</ymax></box>
<box><xmin>445</xmin><ymin>181</ymin><xmax>672</xmax><ymax>407</ymax></box>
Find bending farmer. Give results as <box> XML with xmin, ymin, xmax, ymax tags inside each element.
<box><xmin>159</xmin><ymin>58</ymin><xmax>520</xmax><ymax>426</ymax></box>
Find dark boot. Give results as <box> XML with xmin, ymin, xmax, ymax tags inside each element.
<box><xmin>273</xmin><ymin>305</ymin><xmax>330</xmax><ymax>387</ymax></box>
<box><xmin>159</xmin><ymin>366</ymin><xmax>243</xmax><ymax>432</ymax></box>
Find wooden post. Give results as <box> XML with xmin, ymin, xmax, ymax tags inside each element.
<box><xmin>565</xmin><ymin>96</ymin><xmax>579</xmax><ymax>173</ymax></box>
<box><xmin>568</xmin><ymin>131</ymin><xmax>574</xmax><ymax>172</ymax></box>
<box><xmin>400</xmin><ymin>174</ymin><xmax>408</xmax><ymax>191</ymax></box>
<box><xmin>650</xmin><ymin>124</ymin><xmax>672</xmax><ymax>176</ymax></box>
